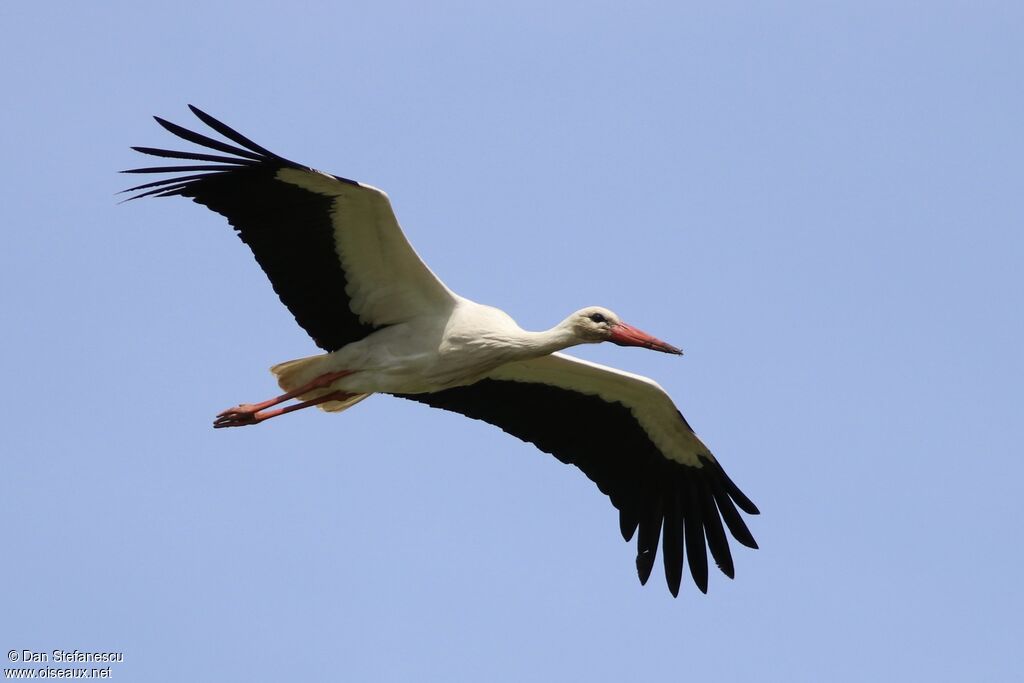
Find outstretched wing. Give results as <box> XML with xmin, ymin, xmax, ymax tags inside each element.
<box><xmin>395</xmin><ymin>352</ymin><xmax>759</xmax><ymax>597</ymax></box>
<box><xmin>123</xmin><ymin>105</ymin><xmax>456</xmax><ymax>352</ymax></box>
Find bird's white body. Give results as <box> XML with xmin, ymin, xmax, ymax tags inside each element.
<box><xmin>278</xmin><ymin>297</ymin><xmax>573</xmax><ymax>396</ymax></box>
<box><xmin>125</xmin><ymin>106</ymin><xmax>759</xmax><ymax>597</ymax></box>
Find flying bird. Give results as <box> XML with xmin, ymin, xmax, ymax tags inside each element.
<box><xmin>123</xmin><ymin>106</ymin><xmax>759</xmax><ymax>597</ymax></box>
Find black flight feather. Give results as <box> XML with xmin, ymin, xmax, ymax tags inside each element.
<box><xmin>124</xmin><ymin>107</ymin><xmax>379</xmax><ymax>352</ymax></box>
<box><xmin>395</xmin><ymin>378</ymin><xmax>759</xmax><ymax>596</ymax></box>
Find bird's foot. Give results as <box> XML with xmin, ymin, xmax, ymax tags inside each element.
<box><xmin>212</xmin><ymin>389</ymin><xmax>354</xmax><ymax>429</ymax></box>
<box><xmin>213</xmin><ymin>404</ymin><xmax>264</xmax><ymax>428</ymax></box>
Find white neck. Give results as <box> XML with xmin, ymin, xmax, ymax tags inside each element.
<box><xmin>501</xmin><ymin>320</ymin><xmax>581</xmax><ymax>360</ymax></box>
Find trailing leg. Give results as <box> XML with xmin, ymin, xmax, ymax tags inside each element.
<box><xmin>213</xmin><ymin>390</ymin><xmax>355</xmax><ymax>428</ymax></box>
<box><xmin>213</xmin><ymin>369</ymin><xmax>354</xmax><ymax>428</ymax></box>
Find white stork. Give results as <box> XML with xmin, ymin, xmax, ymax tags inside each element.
<box><xmin>123</xmin><ymin>106</ymin><xmax>759</xmax><ymax>597</ymax></box>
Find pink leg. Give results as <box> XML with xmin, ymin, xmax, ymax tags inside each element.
<box><xmin>213</xmin><ymin>390</ymin><xmax>355</xmax><ymax>428</ymax></box>
<box><xmin>213</xmin><ymin>370</ymin><xmax>354</xmax><ymax>428</ymax></box>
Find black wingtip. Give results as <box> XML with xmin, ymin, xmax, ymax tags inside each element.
<box><xmin>737</xmin><ymin>495</ymin><xmax>761</xmax><ymax>516</ymax></box>
<box><xmin>689</xmin><ymin>552</ymin><xmax>710</xmax><ymax>593</ymax></box>
<box><xmin>661</xmin><ymin>496</ymin><xmax>684</xmax><ymax>597</ymax></box>
<box><xmin>619</xmin><ymin>510</ymin><xmax>638</xmax><ymax>542</ymax></box>
<box><xmin>715</xmin><ymin>462</ymin><xmax>760</xmax><ymax>515</ymax></box>
<box><xmin>636</xmin><ymin>549</ymin><xmax>655</xmax><ymax>585</ymax></box>
<box><xmin>664</xmin><ymin>563</ymin><xmax>682</xmax><ymax>597</ymax></box>
<box><xmin>149</xmin><ymin>113</ymin><xmax>267</xmax><ymax>161</ymax></box>
<box><xmin>186</xmin><ymin>104</ymin><xmax>282</xmax><ymax>159</ymax></box>
<box><xmin>697</xmin><ymin>477</ymin><xmax>736</xmax><ymax>579</ymax></box>
<box><xmin>130</xmin><ymin>145</ymin><xmax>257</xmax><ymax>166</ymax></box>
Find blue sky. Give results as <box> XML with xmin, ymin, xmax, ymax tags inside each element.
<box><xmin>2</xmin><ymin>2</ymin><xmax>1021</xmax><ymax>680</ymax></box>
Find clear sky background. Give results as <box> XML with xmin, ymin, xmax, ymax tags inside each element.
<box><xmin>2</xmin><ymin>2</ymin><xmax>1021</xmax><ymax>681</ymax></box>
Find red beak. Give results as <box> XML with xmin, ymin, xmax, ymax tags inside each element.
<box><xmin>608</xmin><ymin>322</ymin><xmax>683</xmax><ymax>355</ymax></box>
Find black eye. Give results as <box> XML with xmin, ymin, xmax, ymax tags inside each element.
<box><xmin>589</xmin><ymin>313</ymin><xmax>607</xmax><ymax>323</ymax></box>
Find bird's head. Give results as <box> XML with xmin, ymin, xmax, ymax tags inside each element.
<box><xmin>568</xmin><ymin>306</ymin><xmax>682</xmax><ymax>355</ymax></box>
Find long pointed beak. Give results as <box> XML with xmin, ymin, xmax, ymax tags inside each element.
<box><xmin>608</xmin><ymin>322</ymin><xmax>683</xmax><ymax>355</ymax></box>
